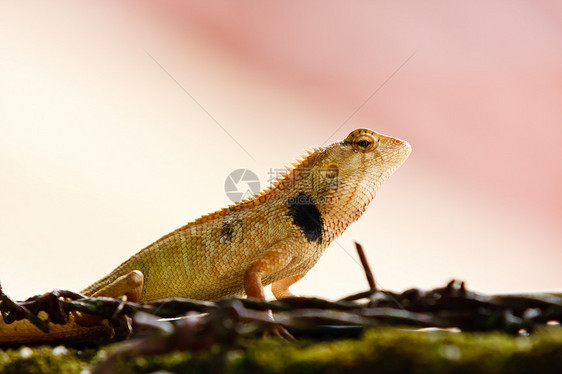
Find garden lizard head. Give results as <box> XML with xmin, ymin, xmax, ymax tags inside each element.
<box><xmin>299</xmin><ymin>128</ymin><xmax>411</xmax><ymax>235</ymax></box>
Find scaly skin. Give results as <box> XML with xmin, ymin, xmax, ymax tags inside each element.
<box><xmin>0</xmin><ymin>128</ymin><xmax>411</xmax><ymax>344</ymax></box>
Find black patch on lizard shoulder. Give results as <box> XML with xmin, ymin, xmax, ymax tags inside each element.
<box><xmin>287</xmin><ymin>193</ymin><xmax>323</xmax><ymax>243</ymax></box>
<box><xmin>221</xmin><ymin>217</ymin><xmax>244</xmax><ymax>244</ymax></box>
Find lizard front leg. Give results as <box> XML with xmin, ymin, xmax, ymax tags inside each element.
<box><xmin>244</xmin><ymin>244</ymin><xmax>296</xmax><ymax>338</ymax></box>
<box><xmin>244</xmin><ymin>242</ymin><xmax>296</xmax><ymax>301</ymax></box>
<box><xmin>271</xmin><ymin>274</ymin><xmax>305</xmax><ymax>299</ymax></box>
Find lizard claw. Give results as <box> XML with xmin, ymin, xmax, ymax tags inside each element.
<box><xmin>265</xmin><ymin>324</ymin><xmax>295</xmax><ymax>341</ymax></box>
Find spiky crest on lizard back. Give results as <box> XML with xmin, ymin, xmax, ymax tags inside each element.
<box><xmin>153</xmin><ymin>146</ymin><xmax>325</xmax><ymax>243</ymax></box>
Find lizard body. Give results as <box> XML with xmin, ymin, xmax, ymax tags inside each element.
<box><xmin>0</xmin><ymin>129</ymin><xmax>411</xmax><ymax>344</ymax></box>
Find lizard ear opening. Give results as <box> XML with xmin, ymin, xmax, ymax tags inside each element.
<box><xmin>325</xmin><ymin>165</ymin><xmax>339</xmax><ymax>179</ymax></box>
<box><xmin>313</xmin><ymin>164</ymin><xmax>340</xmax><ymax>198</ymax></box>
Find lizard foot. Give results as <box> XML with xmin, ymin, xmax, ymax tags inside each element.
<box><xmin>264</xmin><ymin>323</ymin><xmax>295</xmax><ymax>341</ymax></box>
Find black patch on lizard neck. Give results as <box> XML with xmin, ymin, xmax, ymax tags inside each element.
<box><xmin>287</xmin><ymin>193</ymin><xmax>323</xmax><ymax>243</ymax></box>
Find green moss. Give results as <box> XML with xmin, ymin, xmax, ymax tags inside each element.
<box><xmin>2</xmin><ymin>327</ymin><xmax>562</xmax><ymax>373</ymax></box>
<box><xmin>0</xmin><ymin>345</ymin><xmax>83</xmax><ymax>374</ymax></box>
<box><xmin>241</xmin><ymin>327</ymin><xmax>562</xmax><ymax>374</ymax></box>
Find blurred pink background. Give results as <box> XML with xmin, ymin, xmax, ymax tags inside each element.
<box><xmin>1</xmin><ymin>1</ymin><xmax>561</xmax><ymax>300</ymax></box>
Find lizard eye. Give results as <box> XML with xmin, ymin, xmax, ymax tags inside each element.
<box><xmin>356</xmin><ymin>140</ymin><xmax>370</xmax><ymax>148</ymax></box>
<box><xmin>344</xmin><ymin>129</ymin><xmax>379</xmax><ymax>152</ymax></box>
<box><xmin>352</xmin><ymin>135</ymin><xmax>377</xmax><ymax>151</ymax></box>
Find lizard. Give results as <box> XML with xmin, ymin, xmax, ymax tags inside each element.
<box><xmin>0</xmin><ymin>128</ymin><xmax>411</xmax><ymax>344</ymax></box>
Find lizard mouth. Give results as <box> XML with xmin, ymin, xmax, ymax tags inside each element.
<box><xmin>379</xmin><ymin>140</ymin><xmax>411</xmax><ymax>165</ymax></box>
